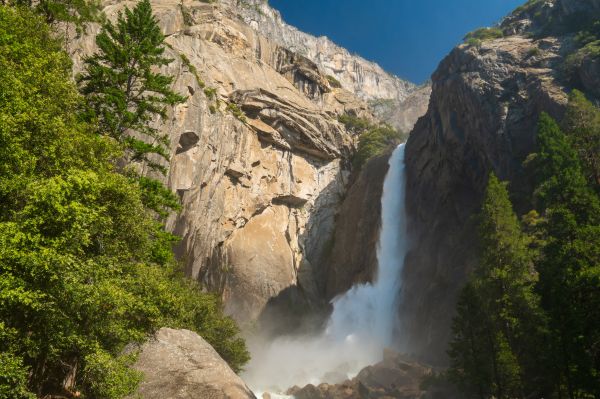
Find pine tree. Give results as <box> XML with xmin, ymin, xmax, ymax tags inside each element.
<box><xmin>78</xmin><ymin>0</ymin><xmax>185</xmax><ymax>174</ymax></box>
<box><xmin>532</xmin><ymin>113</ymin><xmax>600</xmax><ymax>399</ymax></box>
<box><xmin>448</xmin><ymin>173</ymin><xmax>546</xmax><ymax>398</ymax></box>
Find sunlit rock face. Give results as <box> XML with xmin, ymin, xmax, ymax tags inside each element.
<box><xmin>67</xmin><ymin>0</ymin><xmax>418</xmax><ymax>326</ymax></box>
<box><xmin>131</xmin><ymin>328</ymin><xmax>256</xmax><ymax>399</ymax></box>
<box><xmin>402</xmin><ymin>0</ymin><xmax>600</xmax><ymax>364</ymax></box>
<box><xmin>227</xmin><ymin>0</ymin><xmax>431</xmax><ymax>130</ymax></box>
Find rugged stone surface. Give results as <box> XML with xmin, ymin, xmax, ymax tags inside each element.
<box><xmin>402</xmin><ymin>0</ymin><xmax>599</xmax><ymax>364</ymax></box>
<box><xmin>229</xmin><ymin>0</ymin><xmax>416</xmax><ymax>102</ymax></box>
<box><xmin>324</xmin><ymin>153</ymin><xmax>391</xmax><ymax>300</ymax></box>
<box><xmin>286</xmin><ymin>350</ymin><xmax>439</xmax><ymax>399</ymax></box>
<box><xmin>67</xmin><ymin>0</ymin><xmax>410</xmax><ymax>327</ymax></box>
<box><xmin>370</xmin><ymin>84</ymin><xmax>432</xmax><ymax>134</ymax></box>
<box><xmin>131</xmin><ymin>328</ymin><xmax>256</xmax><ymax>399</ymax></box>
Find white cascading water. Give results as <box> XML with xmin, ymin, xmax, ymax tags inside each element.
<box><xmin>245</xmin><ymin>144</ymin><xmax>408</xmax><ymax>396</ymax></box>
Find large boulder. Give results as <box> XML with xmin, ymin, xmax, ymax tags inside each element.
<box><xmin>131</xmin><ymin>328</ymin><xmax>256</xmax><ymax>399</ymax></box>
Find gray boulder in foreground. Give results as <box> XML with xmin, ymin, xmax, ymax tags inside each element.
<box><xmin>131</xmin><ymin>328</ymin><xmax>256</xmax><ymax>399</ymax></box>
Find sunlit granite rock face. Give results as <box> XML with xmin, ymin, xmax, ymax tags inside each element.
<box><xmin>68</xmin><ymin>0</ymin><xmax>411</xmax><ymax>327</ymax></box>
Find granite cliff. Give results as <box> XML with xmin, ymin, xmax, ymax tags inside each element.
<box><xmin>67</xmin><ymin>0</ymin><xmax>423</xmax><ymax>330</ymax></box>
<box><xmin>230</xmin><ymin>0</ymin><xmax>431</xmax><ymax>131</ymax></box>
<box><xmin>402</xmin><ymin>0</ymin><xmax>600</xmax><ymax>364</ymax></box>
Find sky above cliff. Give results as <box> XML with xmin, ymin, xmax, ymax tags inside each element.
<box><xmin>269</xmin><ymin>0</ymin><xmax>524</xmax><ymax>84</ymax></box>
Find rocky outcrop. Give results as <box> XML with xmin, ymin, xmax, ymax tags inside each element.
<box><xmin>130</xmin><ymin>328</ymin><xmax>256</xmax><ymax>399</ymax></box>
<box><xmin>229</xmin><ymin>0</ymin><xmax>416</xmax><ymax>102</ymax></box>
<box><xmin>370</xmin><ymin>84</ymin><xmax>432</xmax><ymax>133</ymax></box>
<box><xmin>287</xmin><ymin>350</ymin><xmax>439</xmax><ymax>399</ymax></box>
<box><xmin>67</xmin><ymin>0</ymin><xmax>398</xmax><ymax>327</ymax></box>
<box><xmin>401</xmin><ymin>0</ymin><xmax>599</xmax><ymax>364</ymax></box>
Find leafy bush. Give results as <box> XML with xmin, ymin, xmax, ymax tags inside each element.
<box><xmin>338</xmin><ymin>113</ymin><xmax>372</xmax><ymax>135</ymax></box>
<box><xmin>0</xmin><ymin>6</ymin><xmax>248</xmax><ymax>398</ymax></box>
<box><xmin>326</xmin><ymin>74</ymin><xmax>342</xmax><ymax>88</ymax></box>
<box><xmin>338</xmin><ymin>113</ymin><xmax>404</xmax><ymax>170</ymax></box>
<box><xmin>353</xmin><ymin>124</ymin><xmax>404</xmax><ymax>170</ymax></box>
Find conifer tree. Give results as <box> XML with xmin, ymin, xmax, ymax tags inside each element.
<box><xmin>79</xmin><ymin>0</ymin><xmax>185</xmax><ymax>174</ymax></box>
<box><xmin>532</xmin><ymin>113</ymin><xmax>600</xmax><ymax>399</ymax></box>
<box><xmin>448</xmin><ymin>173</ymin><xmax>546</xmax><ymax>398</ymax></box>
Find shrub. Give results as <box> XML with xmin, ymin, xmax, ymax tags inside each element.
<box><xmin>227</xmin><ymin>102</ymin><xmax>247</xmax><ymax>122</ymax></box>
<box><xmin>338</xmin><ymin>113</ymin><xmax>372</xmax><ymax>135</ymax></box>
<box><xmin>464</xmin><ymin>27</ymin><xmax>504</xmax><ymax>47</ymax></box>
<box><xmin>353</xmin><ymin>124</ymin><xmax>404</xmax><ymax>170</ymax></box>
<box><xmin>326</xmin><ymin>74</ymin><xmax>342</xmax><ymax>88</ymax></box>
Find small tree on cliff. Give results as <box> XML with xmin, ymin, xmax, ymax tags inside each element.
<box><xmin>79</xmin><ymin>0</ymin><xmax>185</xmax><ymax>174</ymax></box>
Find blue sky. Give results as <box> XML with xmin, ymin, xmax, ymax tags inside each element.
<box><xmin>269</xmin><ymin>0</ymin><xmax>525</xmax><ymax>84</ymax></box>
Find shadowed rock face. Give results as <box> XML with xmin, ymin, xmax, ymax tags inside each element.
<box><xmin>324</xmin><ymin>153</ymin><xmax>391</xmax><ymax>300</ymax></box>
<box><xmin>131</xmin><ymin>328</ymin><xmax>256</xmax><ymax>399</ymax></box>
<box><xmin>401</xmin><ymin>0</ymin><xmax>599</xmax><ymax>364</ymax></box>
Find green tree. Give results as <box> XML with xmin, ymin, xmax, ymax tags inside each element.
<box><xmin>78</xmin><ymin>0</ymin><xmax>185</xmax><ymax>174</ymax></box>
<box><xmin>0</xmin><ymin>6</ymin><xmax>248</xmax><ymax>398</ymax></box>
<box><xmin>353</xmin><ymin>124</ymin><xmax>404</xmax><ymax>170</ymax></box>
<box><xmin>448</xmin><ymin>173</ymin><xmax>546</xmax><ymax>398</ymax></box>
<box><xmin>2</xmin><ymin>0</ymin><xmax>101</xmax><ymax>27</ymax></box>
<box><xmin>563</xmin><ymin>89</ymin><xmax>600</xmax><ymax>190</ymax></box>
<box><xmin>532</xmin><ymin>113</ymin><xmax>600</xmax><ymax>399</ymax></box>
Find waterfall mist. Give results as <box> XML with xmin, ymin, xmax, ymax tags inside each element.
<box><xmin>244</xmin><ymin>144</ymin><xmax>408</xmax><ymax>394</ymax></box>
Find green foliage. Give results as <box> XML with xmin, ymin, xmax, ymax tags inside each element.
<box><xmin>513</xmin><ymin>0</ymin><xmax>543</xmax><ymax>15</ymax></box>
<box><xmin>227</xmin><ymin>102</ymin><xmax>247</xmax><ymax>122</ymax></box>
<box><xmin>531</xmin><ymin>113</ymin><xmax>600</xmax><ymax>398</ymax></box>
<box><xmin>464</xmin><ymin>27</ymin><xmax>504</xmax><ymax>47</ymax></box>
<box><xmin>338</xmin><ymin>113</ymin><xmax>372</xmax><ymax>135</ymax></box>
<box><xmin>338</xmin><ymin>113</ymin><xmax>404</xmax><ymax>170</ymax></box>
<box><xmin>0</xmin><ymin>352</ymin><xmax>34</xmax><ymax>399</ymax></box>
<box><xmin>563</xmin><ymin>90</ymin><xmax>600</xmax><ymax>190</ymax></box>
<box><xmin>4</xmin><ymin>0</ymin><xmax>102</xmax><ymax>27</ymax></box>
<box><xmin>326</xmin><ymin>74</ymin><xmax>342</xmax><ymax>88</ymax></box>
<box><xmin>450</xmin><ymin>109</ymin><xmax>600</xmax><ymax>398</ymax></box>
<box><xmin>0</xmin><ymin>5</ymin><xmax>248</xmax><ymax>398</ymax></box>
<box><xmin>78</xmin><ymin>0</ymin><xmax>186</xmax><ymax>173</ymax></box>
<box><xmin>204</xmin><ymin>86</ymin><xmax>218</xmax><ymax>100</ymax></box>
<box><xmin>353</xmin><ymin>124</ymin><xmax>404</xmax><ymax>170</ymax></box>
<box><xmin>180</xmin><ymin>52</ymin><xmax>205</xmax><ymax>88</ymax></box>
<box><xmin>527</xmin><ymin>47</ymin><xmax>541</xmax><ymax>57</ymax></box>
<box><xmin>448</xmin><ymin>173</ymin><xmax>546</xmax><ymax>398</ymax></box>
<box><xmin>82</xmin><ymin>351</ymin><xmax>142</xmax><ymax>399</ymax></box>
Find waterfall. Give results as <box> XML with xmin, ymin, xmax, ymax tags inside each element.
<box><xmin>245</xmin><ymin>144</ymin><xmax>408</xmax><ymax>395</ymax></box>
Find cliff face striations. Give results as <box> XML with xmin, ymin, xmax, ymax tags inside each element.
<box><xmin>67</xmin><ymin>0</ymin><xmax>421</xmax><ymax>327</ymax></box>
<box><xmin>230</xmin><ymin>0</ymin><xmax>431</xmax><ymax>131</ymax></box>
<box><xmin>401</xmin><ymin>0</ymin><xmax>600</xmax><ymax>364</ymax></box>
